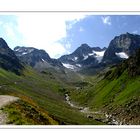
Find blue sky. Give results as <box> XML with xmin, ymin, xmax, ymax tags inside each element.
<box><xmin>62</xmin><ymin>15</ymin><xmax>140</xmax><ymax>53</ymax></box>
<box><xmin>0</xmin><ymin>14</ymin><xmax>140</xmax><ymax>58</ymax></box>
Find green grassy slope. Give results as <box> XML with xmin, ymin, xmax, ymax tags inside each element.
<box><xmin>0</xmin><ymin>67</ymin><xmax>103</xmax><ymax>125</ymax></box>
<box><xmin>69</xmin><ymin>60</ymin><xmax>140</xmax><ymax>124</ymax></box>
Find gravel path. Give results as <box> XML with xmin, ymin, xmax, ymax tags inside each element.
<box><xmin>0</xmin><ymin>95</ymin><xmax>19</xmax><ymax>125</ymax></box>
<box><xmin>0</xmin><ymin>95</ymin><xmax>19</xmax><ymax>108</ymax></box>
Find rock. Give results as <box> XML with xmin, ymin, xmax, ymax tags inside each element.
<box><xmin>0</xmin><ymin>38</ymin><xmax>23</xmax><ymax>75</ymax></box>
<box><xmin>87</xmin><ymin>115</ymin><xmax>93</xmax><ymax>119</ymax></box>
<box><xmin>14</xmin><ymin>46</ymin><xmax>63</xmax><ymax>71</ymax></box>
<box><xmin>58</xmin><ymin>44</ymin><xmax>106</xmax><ymax>71</ymax></box>
<box><xmin>102</xmin><ymin>33</ymin><xmax>140</xmax><ymax>64</ymax></box>
<box><xmin>95</xmin><ymin>118</ymin><xmax>102</xmax><ymax>122</ymax></box>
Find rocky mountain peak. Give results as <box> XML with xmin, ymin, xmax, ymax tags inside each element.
<box><xmin>0</xmin><ymin>38</ymin><xmax>9</xmax><ymax>48</ymax></box>
<box><xmin>0</xmin><ymin>38</ymin><xmax>23</xmax><ymax>75</ymax></box>
<box><xmin>14</xmin><ymin>46</ymin><xmax>36</xmax><ymax>56</ymax></box>
<box><xmin>102</xmin><ymin>33</ymin><xmax>140</xmax><ymax>64</ymax></box>
<box><xmin>58</xmin><ymin>43</ymin><xmax>106</xmax><ymax>71</ymax></box>
<box><xmin>80</xmin><ymin>43</ymin><xmax>90</xmax><ymax>48</ymax></box>
<box><xmin>73</xmin><ymin>44</ymin><xmax>92</xmax><ymax>56</ymax></box>
<box><xmin>14</xmin><ymin>46</ymin><xmax>63</xmax><ymax>71</ymax></box>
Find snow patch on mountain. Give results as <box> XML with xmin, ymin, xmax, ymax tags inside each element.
<box><xmin>14</xmin><ymin>47</ymin><xmax>34</xmax><ymax>56</ymax></box>
<box><xmin>115</xmin><ymin>52</ymin><xmax>129</xmax><ymax>59</ymax></box>
<box><xmin>71</xmin><ymin>57</ymin><xmax>78</xmax><ymax>61</ymax></box>
<box><xmin>81</xmin><ymin>50</ymin><xmax>105</xmax><ymax>62</ymax></box>
<box><xmin>41</xmin><ymin>59</ymin><xmax>45</xmax><ymax>62</ymax></box>
<box><xmin>76</xmin><ymin>64</ymin><xmax>82</xmax><ymax>67</ymax></box>
<box><xmin>28</xmin><ymin>49</ymin><xmax>34</xmax><ymax>53</ymax></box>
<box><xmin>62</xmin><ymin>63</ymin><xmax>76</xmax><ymax>70</ymax></box>
<box><xmin>14</xmin><ymin>47</ymin><xmax>21</xmax><ymax>52</ymax></box>
<box><xmin>83</xmin><ymin>55</ymin><xmax>88</xmax><ymax>60</ymax></box>
<box><xmin>82</xmin><ymin>50</ymin><xmax>105</xmax><ymax>62</ymax></box>
<box><xmin>93</xmin><ymin>50</ymin><xmax>105</xmax><ymax>63</ymax></box>
<box><xmin>22</xmin><ymin>52</ymin><xmax>28</xmax><ymax>55</ymax></box>
<box><xmin>88</xmin><ymin>52</ymin><xmax>94</xmax><ymax>56</ymax></box>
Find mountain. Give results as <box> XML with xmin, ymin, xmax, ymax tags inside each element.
<box><xmin>58</xmin><ymin>44</ymin><xmax>106</xmax><ymax>71</ymax></box>
<box><xmin>0</xmin><ymin>38</ymin><xmax>23</xmax><ymax>75</ymax></box>
<box><xmin>1</xmin><ymin>33</ymin><xmax>140</xmax><ymax>125</ymax></box>
<box><xmin>59</xmin><ymin>33</ymin><xmax>140</xmax><ymax>73</ymax></box>
<box><xmin>69</xmin><ymin>48</ymin><xmax>140</xmax><ymax>124</ymax></box>
<box><xmin>105</xmin><ymin>48</ymin><xmax>140</xmax><ymax>78</ymax></box>
<box><xmin>102</xmin><ymin>32</ymin><xmax>140</xmax><ymax>64</ymax></box>
<box><xmin>100</xmin><ymin>48</ymin><xmax>140</xmax><ymax>124</ymax></box>
<box><xmin>14</xmin><ymin>46</ymin><xmax>63</xmax><ymax>71</ymax></box>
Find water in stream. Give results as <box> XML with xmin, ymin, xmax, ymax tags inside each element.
<box><xmin>65</xmin><ymin>93</ymin><xmax>120</xmax><ymax>125</ymax></box>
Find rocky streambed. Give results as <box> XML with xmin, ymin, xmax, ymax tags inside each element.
<box><xmin>65</xmin><ymin>93</ymin><xmax>121</xmax><ymax>125</ymax></box>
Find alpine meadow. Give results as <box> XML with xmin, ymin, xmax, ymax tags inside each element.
<box><xmin>0</xmin><ymin>14</ymin><xmax>140</xmax><ymax>125</ymax></box>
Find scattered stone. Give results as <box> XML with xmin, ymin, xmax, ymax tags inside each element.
<box><xmin>87</xmin><ymin>115</ymin><xmax>93</xmax><ymax>119</ymax></box>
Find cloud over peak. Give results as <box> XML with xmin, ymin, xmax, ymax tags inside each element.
<box><xmin>101</xmin><ymin>16</ymin><xmax>112</xmax><ymax>25</ymax></box>
<box><xmin>16</xmin><ymin>13</ymin><xmax>89</xmax><ymax>58</ymax></box>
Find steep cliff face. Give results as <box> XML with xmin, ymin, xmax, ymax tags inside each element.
<box><xmin>0</xmin><ymin>38</ymin><xmax>23</xmax><ymax>75</ymax></box>
<box><xmin>104</xmin><ymin>48</ymin><xmax>140</xmax><ymax>80</ymax></box>
<box><xmin>103</xmin><ymin>33</ymin><xmax>140</xmax><ymax>64</ymax></box>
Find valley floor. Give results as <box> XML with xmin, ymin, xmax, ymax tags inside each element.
<box><xmin>0</xmin><ymin>68</ymin><xmax>104</xmax><ymax>125</ymax></box>
<box><xmin>0</xmin><ymin>65</ymin><xmax>140</xmax><ymax>125</ymax></box>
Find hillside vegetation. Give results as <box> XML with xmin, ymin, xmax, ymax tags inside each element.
<box><xmin>69</xmin><ymin>50</ymin><xmax>140</xmax><ymax>124</ymax></box>
<box><xmin>1</xmin><ymin>34</ymin><xmax>140</xmax><ymax>125</ymax></box>
<box><xmin>0</xmin><ymin>66</ymin><xmax>103</xmax><ymax>125</ymax></box>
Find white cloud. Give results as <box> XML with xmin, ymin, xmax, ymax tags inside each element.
<box><xmin>3</xmin><ymin>23</ymin><xmax>15</xmax><ymax>38</ymax></box>
<box><xmin>15</xmin><ymin>13</ymin><xmax>89</xmax><ymax>58</ymax></box>
<box><xmin>66</xmin><ymin>20</ymin><xmax>77</xmax><ymax>30</ymax></box>
<box><xmin>2</xmin><ymin>22</ymin><xmax>21</xmax><ymax>46</ymax></box>
<box><xmin>47</xmin><ymin>42</ymin><xmax>68</xmax><ymax>58</ymax></box>
<box><xmin>79</xmin><ymin>26</ymin><xmax>84</xmax><ymax>32</ymax></box>
<box><xmin>101</xmin><ymin>16</ymin><xmax>111</xmax><ymax>25</ymax></box>
<box><xmin>65</xmin><ymin>42</ymin><xmax>72</xmax><ymax>49</ymax></box>
<box><xmin>132</xmin><ymin>30</ymin><xmax>138</xmax><ymax>34</ymax></box>
<box><xmin>0</xmin><ymin>21</ymin><xmax>3</xmax><ymax>26</ymax></box>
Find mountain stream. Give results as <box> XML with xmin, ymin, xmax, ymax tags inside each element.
<box><xmin>65</xmin><ymin>93</ymin><xmax>120</xmax><ymax>125</ymax></box>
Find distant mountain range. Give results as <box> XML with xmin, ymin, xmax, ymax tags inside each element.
<box><xmin>0</xmin><ymin>32</ymin><xmax>140</xmax><ymax>75</ymax></box>
<box><xmin>14</xmin><ymin>46</ymin><xmax>63</xmax><ymax>72</ymax></box>
<box><xmin>58</xmin><ymin>44</ymin><xmax>106</xmax><ymax>71</ymax></box>
<box><xmin>59</xmin><ymin>32</ymin><xmax>140</xmax><ymax>72</ymax></box>
<box><xmin>1</xmin><ymin>32</ymin><xmax>140</xmax><ymax>125</ymax></box>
